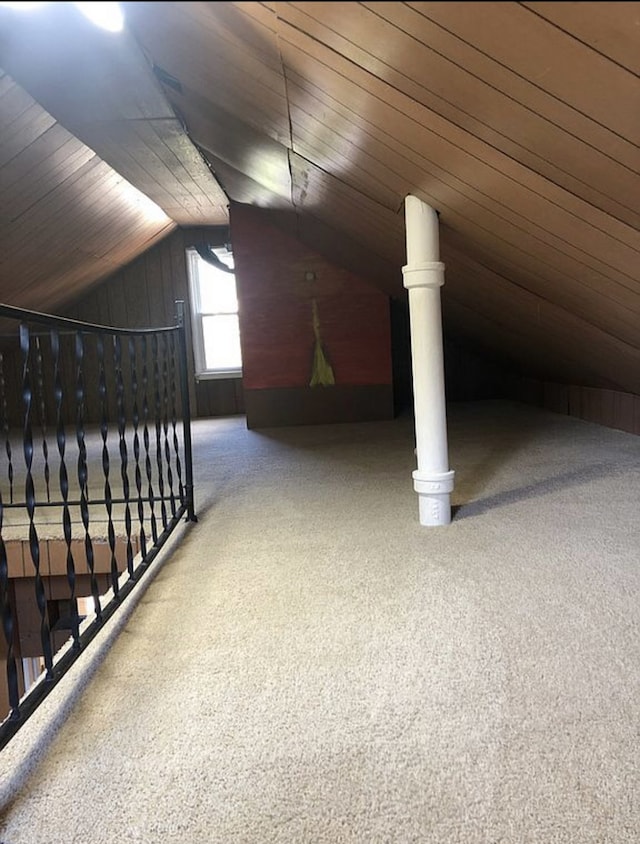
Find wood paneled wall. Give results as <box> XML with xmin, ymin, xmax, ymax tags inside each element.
<box><xmin>512</xmin><ymin>379</ymin><xmax>640</xmax><ymax>436</ymax></box>
<box><xmin>64</xmin><ymin>226</ymin><xmax>245</xmax><ymax>420</ymax></box>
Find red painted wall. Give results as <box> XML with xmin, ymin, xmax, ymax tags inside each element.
<box><xmin>230</xmin><ymin>203</ymin><xmax>392</xmax><ymax>391</ymax></box>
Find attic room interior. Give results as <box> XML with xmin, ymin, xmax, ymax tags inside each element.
<box><xmin>0</xmin><ymin>2</ymin><xmax>638</xmax><ymax>842</ymax></box>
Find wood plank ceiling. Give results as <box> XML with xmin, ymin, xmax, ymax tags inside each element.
<box><xmin>0</xmin><ymin>1</ymin><xmax>228</xmax><ymax>312</ymax></box>
<box><xmin>0</xmin><ymin>1</ymin><xmax>638</xmax><ymax>394</ymax></box>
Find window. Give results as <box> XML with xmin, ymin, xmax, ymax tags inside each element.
<box><xmin>186</xmin><ymin>245</ymin><xmax>242</xmax><ymax>380</ymax></box>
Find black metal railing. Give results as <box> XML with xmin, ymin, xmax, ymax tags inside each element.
<box><xmin>0</xmin><ymin>300</ymin><xmax>196</xmax><ymax>749</ymax></box>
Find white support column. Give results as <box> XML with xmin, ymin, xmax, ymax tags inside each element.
<box><xmin>402</xmin><ymin>195</ymin><xmax>455</xmax><ymax>526</ymax></box>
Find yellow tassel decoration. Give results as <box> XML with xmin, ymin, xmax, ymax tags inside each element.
<box><xmin>309</xmin><ymin>299</ymin><xmax>335</xmax><ymax>387</ymax></box>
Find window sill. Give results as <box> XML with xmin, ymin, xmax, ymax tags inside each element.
<box><xmin>195</xmin><ymin>369</ymin><xmax>243</xmax><ymax>382</ymax></box>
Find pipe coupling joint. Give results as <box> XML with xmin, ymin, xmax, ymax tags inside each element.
<box><xmin>402</xmin><ymin>261</ymin><xmax>445</xmax><ymax>289</ymax></box>
<box><xmin>412</xmin><ymin>469</ymin><xmax>455</xmax><ymax>495</ymax></box>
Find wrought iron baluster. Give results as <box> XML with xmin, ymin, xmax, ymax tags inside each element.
<box><xmin>128</xmin><ymin>336</ymin><xmax>147</xmax><ymax>560</ymax></box>
<box><xmin>0</xmin><ymin>494</ymin><xmax>19</xmax><ymax>717</ymax></box>
<box><xmin>0</xmin><ymin>352</ymin><xmax>14</xmax><ymax>505</ymax></box>
<box><xmin>141</xmin><ymin>336</ymin><xmax>158</xmax><ymax>544</ymax></box>
<box><xmin>51</xmin><ymin>328</ymin><xmax>80</xmax><ymax>650</ymax></box>
<box><xmin>161</xmin><ymin>333</ymin><xmax>176</xmax><ymax>516</ymax></box>
<box><xmin>34</xmin><ymin>336</ymin><xmax>51</xmax><ymax>503</ymax></box>
<box><xmin>21</xmin><ymin>324</ymin><xmax>53</xmax><ymax>677</ymax></box>
<box><xmin>76</xmin><ymin>331</ymin><xmax>101</xmax><ymax>620</ymax></box>
<box><xmin>152</xmin><ymin>334</ymin><xmax>168</xmax><ymax>530</ymax></box>
<box><xmin>168</xmin><ymin>331</ymin><xmax>184</xmax><ymax>506</ymax></box>
<box><xmin>115</xmin><ymin>335</ymin><xmax>134</xmax><ymax>578</ymax></box>
<box><xmin>97</xmin><ymin>335</ymin><xmax>119</xmax><ymax>599</ymax></box>
<box><xmin>176</xmin><ymin>301</ymin><xmax>196</xmax><ymax>521</ymax></box>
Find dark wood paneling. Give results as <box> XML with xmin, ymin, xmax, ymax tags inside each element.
<box><xmin>513</xmin><ymin>379</ymin><xmax>640</xmax><ymax>437</ymax></box>
<box><xmin>195</xmin><ymin>378</ymin><xmax>245</xmax><ymax>418</ymax></box>
<box><xmin>68</xmin><ymin>227</ymin><xmax>245</xmax><ymax>419</ymax></box>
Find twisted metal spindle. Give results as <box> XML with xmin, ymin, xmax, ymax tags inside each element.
<box><xmin>34</xmin><ymin>336</ymin><xmax>51</xmax><ymax>503</ymax></box>
<box><xmin>76</xmin><ymin>331</ymin><xmax>101</xmax><ymax>620</ymax></box>
<box><xmin>21</xmin><ymin>324</ymin><xmax>53</xmax><ymax>677</ymax></box>
<box><xmin>0</xmin><ymin>352</ymin><xmax>14</xmax><ymax>505</ymax></box>
<box><xmin>141</xmin><ymin>336</ymin><xmax>158</xmax><ymax>544</ymax></box>
<box><xmin>0</xmin><ymin>495</ymin><xmax>19</xmax><ymax>716</ymax></box>
<box><xmin>97</xmin><ymin>335</ymin><xmax>119</xmax><ymax>599</ymax></box>
<box><xmin>51</xmin><ymin>328</ymin><xmax>80</xmax><ymax>650</ymax></box>
<box><xmin>176</xmin><ymin>301</ymin><xmax>196</xmax><ymax>522</ymax></box>
<box><xmin>168</xmin><ymin>332</ymin><xmax>184</xmax><ymax>506</ymax></box>
<box><xmin>161</xmin><ymin>333</ymin><xmax>176</xmax><ymax>516</ymax></box>
<box><xmin>128</xmin><ymin>336</ymin><xmax>147</xmax><ymax>560</ymax></box>
<box><xmin>115</xmin><ymin>336</ymin><xmax>134</xmax><ymax>578</ymax></box>
<box><xmin>152</xmin><ymin>334</ymin><xmax>168</xmax><ymax>530</ymax></box>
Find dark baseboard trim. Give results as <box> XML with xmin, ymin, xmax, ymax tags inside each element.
<box><xmin>244</xmin><ymin>384</ymin><xmax>394</xmax><ymax>429</ymax></box>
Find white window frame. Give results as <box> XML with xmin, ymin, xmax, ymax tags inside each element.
<box><xmin>186</xmin><ymin>246</ymin><xmax>242</xmax><ymax>381</ymax></box>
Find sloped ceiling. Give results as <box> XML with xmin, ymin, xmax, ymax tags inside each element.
<box><xmin>0</xmin><ymin>1</ymin><xmax>639</xmax><ymax>393</ymax></box>
<box><xmin>0</xmin><ymin>1</ymin><xmax>228</xmax><ymax>312</ymax></box>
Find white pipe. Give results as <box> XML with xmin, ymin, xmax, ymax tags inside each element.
<box><xmin>402</xmin><ymin>195</ymin><xmax>455</xmax><ymax>526</ymax></box>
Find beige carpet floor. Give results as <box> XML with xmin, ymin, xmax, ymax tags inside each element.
<box><xmin>0</xmin><ymin>400</ymin><xmax>638</xmax><ymax>843</ymax></box>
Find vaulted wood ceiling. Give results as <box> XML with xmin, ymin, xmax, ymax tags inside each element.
<box><xmin>0</xmin><ymin>2</ymin><xmax>638</xmax><ymax>393</ymax></box>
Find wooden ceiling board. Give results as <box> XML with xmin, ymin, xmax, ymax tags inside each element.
<box><xmin>167</xmin><ymin>56</ymin><xmax>290</xmax><ymax>146</ymax></box>
<box><xmin>286</xmin><ymin>75</ymin><xmax>640</xmax><ymax>279</ymax></box>
<box><xmin>439</xmin><ymin>291</ymin><xmax>640</xmax><ymax>397</ymax></box>
<box><xmin>0</xmin><ymin>74</ymin><xmax>36</xmax><ymax>122</ymax></box>
<box><xmin>406</xmin><ymin>1</ymin><xmax>640</xmax><ymax>142</ymax></box>
<box><xmin>442</xmin><ymin>296</ymin><xmax>620</xmax><ymax>391</ymax></box>
<box><xmin>278</xmin><ymin>24</ymin><xmax>640</xmax><ymax>273</ymax></box>
<box><xmin>366</xmin><ymin>1</ymin><xmax>639</xmax><ymax>163</ymax></box>
<box><xmin>280</xmin><ymin>1</ymin><xmax>640</xmax><ymax>222</ymax></box>
<box><xmin>125</xmin><ymin>1</ymin><xmax>290</xmax><ymax>145</ymax></box>
<box><xmin>160</xmin><ymin>61</ymin><xmax>290</xmax><ymax>150</ymax></box>
<box><xmin>442</xmin><ymin>242</ymin><xmax>640</xmax><ymax>360</ymax></box>
<box><xmin>289</xmin><ymin>125</ymin><xmax>640</xmax><ymax>364</ymax></box>
<box><xmin>165</xmin><ymin>1</ymin><xmax>282</xmax><ymax>65</ymax></box>
<box><xmin>0</xmin><ymin>143</ymin><xmax>96</xmax><ymax>225</ymax></box>
<box><xmin>169</xmin><ymin>93</ymin><xmax>292</xmax><ymax>203</ymax></box>
<box><xmin>15</xmin><ymin>220</ymin><xmax>175</xmax><ymax>302</ymax></box>
<box><xmin>208</xmin><ymin>157</ymin><xmax>294</xmax><ymax>210</ymax></box>
<box><xmin>290</xmin><ymin>123</ymin><xmax>404</xmax><ymax>213</ymax></box>
<box><xmin>0</xmin><ymin>160</ymin><xmax>124</xmax><ymax>256</ymax></box>
<box><xmin>442</xmin><ymin>228</ymin><xmax>640</xmax><ymax>349</ymax></box>
<box><xmin>78</xmin><ymin>119</ymin><xmax>228</xmax><ymax>225</ymax></box>
<box><xmin>282</xmin><ymin>58</ymin><xmax>639</xmax><ymax>316</ymax></box>
<box><xmin>0</xmin><ymin>4</ymin><xmax>229</xmax><ymax>227</ymax></box>
<box><xmin>0</xmin><ymin>76</ymin><xmax>177</xmax><ymax>310</ymax></box>
<box><xmin>0</xmin><ymin>127</ymin><xmax>81</xmax><ymax>197</ymax></box>
<box><xmin>521</xmin><ymin>2</ymin><xmax>640</xmax><ymax>75</ymax></box>
<box><xmin>288</xmin><ymin>154</ymin><xmax>406</xmax><ymax>264</ymax></box>
<box><xmin>0</xmin><ymin>105</ymin><xmax>57</xmax><ymax>170</ymax></box>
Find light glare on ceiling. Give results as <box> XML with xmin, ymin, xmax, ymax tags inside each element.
<box><xmin>0</xmin><ymin>2</ymin><xmax>49</xmax><ymax>8</ymax></box>
<box><xmin>74</xmin><ymin>2</ymin><xmax>123</xmax><ymax>32</ymax></box>
<box><xmin>0</xmin><ymin>1</ymin><xmax>124</xmax><ymax>31</ymax></box>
